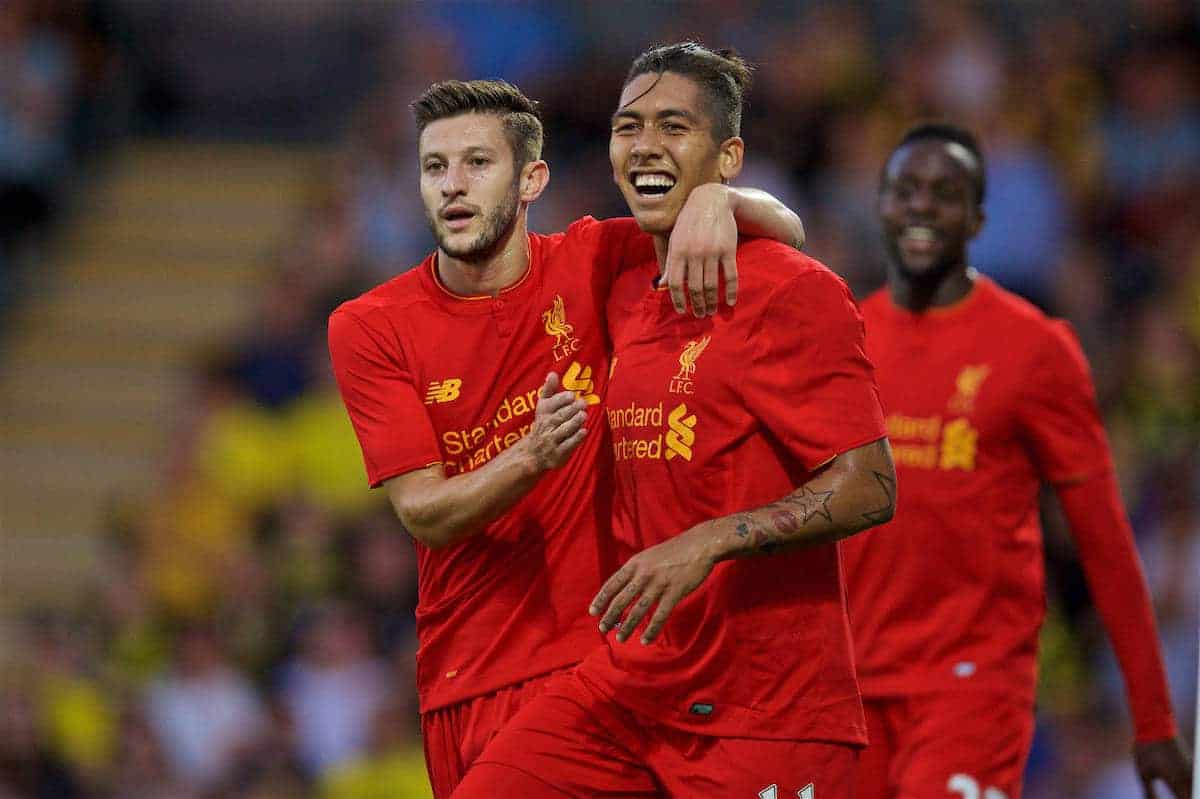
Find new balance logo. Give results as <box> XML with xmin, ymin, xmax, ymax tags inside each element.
<box><xmin>424</xmin><ymin>379</ymin><xmax>462</xmax><ymax>405</ymax></box>
<box><xmin>759</xmin><ymin>785</ymin><xmax>814</xmax><ymax>799</ymax></box>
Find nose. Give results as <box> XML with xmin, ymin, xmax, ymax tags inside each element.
<box><xmin>441</xmin><ymin>161</ymin><xmax>467</xmax><ymax>198</ymax></box>
<box><xmin>630</xmin><ymin>125</ymin><xmax>665</xmax><ymax>158</ymax></box>
<box><xmin>905</xmin><ymin>185</ymin><xmax>935</xmax><ymax>218</ymax></box>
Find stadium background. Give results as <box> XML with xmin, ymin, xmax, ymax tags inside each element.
<box><xmin>0</xmin><ymin>0</ymin><xmax>1196</xmax><ymax>796</ymax></box>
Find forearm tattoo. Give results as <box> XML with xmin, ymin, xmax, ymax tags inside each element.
<box><xmin>733</xmin><ymin>486</ymin><xmax>837</xmax><ymax>554</ymax></box>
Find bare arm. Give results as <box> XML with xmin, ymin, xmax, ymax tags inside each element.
<box><xmin>665</xmin><ymin>184</ymin><xmax>805</xmax><ymax>317</ymax></box>
<box><xmin>387</xmin><ymin>373</ymin><xmax>588</xmax><ymax>549</ymax></box>
<box><xmin>590</xmin><ymin>437</ymin><xmax>895</xmax><ymax>643</ymax></box>
<box><xmin>727</xmin><ymin>186</ymin><xmax>806</xmax><ymax>248</ymax></box>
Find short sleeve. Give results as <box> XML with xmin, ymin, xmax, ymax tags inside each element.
<box><xmin>563</xmin><ymin>215</ymin><xmax>654</xmax><ymax>345</ymax></box>
<box><xmin>327</xmin><ymin>308</ymin><xmax>442</xmax><ymax>487</ymax></box>
<box><xmin>741</xmin><ymin>270</ymin><xmax>886</xmax><ymax>471</ymax></box>
<box><xmin>1016</xmin><ymin>320</ymin><xmax>1112</xmax><ymax>484</ymax></box>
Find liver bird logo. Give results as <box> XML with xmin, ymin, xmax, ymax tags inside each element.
<box><xmin>675</xmin><ymin>336</ymin><xmax>711</xmax><ymax>380</ymax></box>
<box><xmin>955</xmin><ymin>365</ymin><xmax>991</xmax><ymax>399</ymax></box>
<box><xmin>949</xmin><ymin>364</ymin><xmax>991</xmax><ymax>412</ymax></box>
<box><xmin>542</xmin><ymin>295</ymin><xmax>575</xmax><ymax>346</ymax></box>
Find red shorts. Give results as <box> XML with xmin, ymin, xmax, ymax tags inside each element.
<box><xmin>422</xmin><ymin>670</ymin><xmax>565</xmax><ymax>798</ymax></box>
<box><xmin>451</xmin><ymin>671</ymin><xmax>859</xmax><ymax>798</ymax></box>
<box><xmin>856</xmin><ymin>693</ymin><xmax>1035</xmax><ymax>799</ymax></box>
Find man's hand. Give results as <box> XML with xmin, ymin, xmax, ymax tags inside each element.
<box><xmin>664</xmin><ymin>183</ymin><xmax>738</xmax><ymax>317</ymax></box>
<box><xmin>588</xmin><ymin>523</ymin><xmax>717</xmax><ymax>644</ymax></box>
<box><xmin>523</xmin><ymin>372</ymin><xmax>588</xmax><ymax>470</ymax></box>
<box><xmin>1135</xmin><ymin>738</ymin><xmax>1193</xmax><ymax>798</ymax></box>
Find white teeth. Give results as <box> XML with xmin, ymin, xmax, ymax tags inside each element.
<box><xmin>903</xmin><ymin>226</ymin><xmax>936</xmax><ymax>241</ymax></box>
<box><xmin>634</xmin><ymin>174</ymin><xmax>675</xmax><ymax>188</ymax></box>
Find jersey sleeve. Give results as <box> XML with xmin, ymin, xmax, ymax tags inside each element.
<box><xmin>327</xmin><ymin>308</ymin><xmax>441</xmax><ymax>487</ymax></box>
<box><xmin>1019</xmin><ymin>321</ymin><xmax>1178</xmax><ymax>741</ymax></box>
<box><xmin>1015</xmin><ymin>320</ymin><xmax>1112</xmax><ymax>484</ymax></box>
<box><xmin>741</xmin><ymin>269</ymin><xmax>887</xmax><ymax>471</ymax></box>
<box><xmin>1056</xmin><ymin>472</ymin><xmax>1179</xmax><ymax>742</ymax></box>
<box><xmin>564</xmin><ymin>215</ymin><xmax>654</xmax><ymax>346</ymax></box>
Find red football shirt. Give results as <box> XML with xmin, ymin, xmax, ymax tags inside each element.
<box><xmin>329</xmin><ymin>216</ymin><xmax>647</xmax><ymax>713</ymax></box>
<box><xmin>577</xmin><ymin>239</ymin><xmax>887</xmax><ymax>744</ymax></box>
<box><xmin>843</xmin><ymin>277</ymin><xmax>1134</xmax><ymax>703</ymax></box>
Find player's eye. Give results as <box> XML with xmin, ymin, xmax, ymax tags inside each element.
<box><xmin>469</xmin><ymin>157</ymin><xmax>490</xmax><ymax>168</ymax></box>
<box><xmin>424</xmin><ymin>162</ymin><xmax>445</xmax><ymax>174</ymax></box>
<box><xmin>613</xmin><ymin>122</ymin><xmax>638</xmax><ymax>134</ymax></box>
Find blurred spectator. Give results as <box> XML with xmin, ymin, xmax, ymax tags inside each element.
<box><xmin>348</xmin><ymin>511</ymin><xmax>419</xmax><ymax>658</ymax></box>
<box><xmin>30</xmin><ymin>612</ymin><xmax>118</xmax><ymax>791</ymax></box>
<box><xmin>278</xmin><ymin>602</ymin><xmax>391</xmax><ymax>777</ymax></box>
<box><xmin>318</xmin><ymin>692</ymin><xmax>431</xmax><ymax>799</ymax></box>
<box><xmin>0</xmin><ymin>677</ymin><xmax>84</xmax><ymax>798</ymax></box>
<box><xmin>143</xmin><ymin>624</ymin><xmax>267</xmax><ymax>791</ymax></box>
<box><xmin>107</xmin><ymin>711</ymin><xmax>192</xmax><ymax>799</ymax></box>
<box><xmin>970</xmin><ymin>106</ymin><xmax>1070</xmax><ymax>309</ymax></box>
<box><xmin>0</xmin><ymin>0</ymin><xmax>76</xmax><ymax>310</ymax></box>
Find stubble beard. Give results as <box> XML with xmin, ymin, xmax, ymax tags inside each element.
<box><xmin>884</xmin><ymin>233</ymin><xmax>965</xmax><ymax>289</ymax></box>
<box><xmin>426</xmin><ymin>178</ymin><xmax>521</xmax><ymax>263</ymax></box>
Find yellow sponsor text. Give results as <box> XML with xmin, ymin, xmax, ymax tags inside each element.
<box><xmin>885</xmin><ymin>413</ymin><xmax>942</xmax><ymax>442</ymax></box>
<box><xmin>607</xmin><ymin>401</ymin><xmax>663</xmax><ymax>430</ymax></box>
<box><xmin>892</xmin><ymin>443</ymin><xmax>939</xmax><ymax>469</ymax></box>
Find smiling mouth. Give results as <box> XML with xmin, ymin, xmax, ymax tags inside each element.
<box><xmin>632</xmin><ymin>173</ymin><xmax>676</xmax><ymax>197</ymax></box>
<box><xmin>899</xmin><ymin>226</ymin><xmax>939</xmax><ymax>249</ymax></box>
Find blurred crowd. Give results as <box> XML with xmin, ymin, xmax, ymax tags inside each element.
<box><xmin>2</xmin><ymin>1</ymin><xmax>1198</xmax><ymax>798</ymax></box>
<box><xmin>0</xmin><ymin>0</ymin><xmax>122</xmax><ymax>321</ymax></box>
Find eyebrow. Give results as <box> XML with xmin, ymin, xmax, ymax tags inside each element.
<box><xmin>421</xmin><ymin>145</ymin><xmax>497</xmax><ymax>161</ymax></box>
<box><xmin>611</xmin><ymin>108</ymin><xmax>702</xmax><ymax>126</ymax></box>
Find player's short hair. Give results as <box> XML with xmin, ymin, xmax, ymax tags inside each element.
<box><xmin>892</xmin><ymin>122</ymin><xmax>987</xmax><ymax>205</ymax></box>
<box><xmin>624</xmin><ymin>42</ymin><xmax>753</xmax><ymax>142</ymax></box>
<box><xmin>412</xmin><ymin>79</ymin><xmax>544</xmax><ymax>169</ymax></box>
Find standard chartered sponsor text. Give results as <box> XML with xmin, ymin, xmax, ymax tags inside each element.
<box><xmin>608</xmin><ymin>400</ymin><xmax>694</xmax><ymax>462</ymax></box>
<box><xmin>440</xmin><ymin>383</ymin><xmax>541</xmax><ymax>474</ymax></box>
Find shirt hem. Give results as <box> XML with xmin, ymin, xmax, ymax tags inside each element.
<box><xmin>417</xmin><ymin>655</ymin><xmax>585</xmax><ymax>715</ymax></box>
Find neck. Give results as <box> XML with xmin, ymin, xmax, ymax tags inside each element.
<box><xmin>436</xmin><ymin>213</ymin><xmax>530</xmax><ymax>297</ymax></box>
<box><xmin>653</xmin><ymin>235</ymin><xmax>671</xmax><ymax>277</ymax></box>
<box><xmin>888</xmin><ymin>263</ymin><xmax>976</xmax><ymax>311</ymax></box>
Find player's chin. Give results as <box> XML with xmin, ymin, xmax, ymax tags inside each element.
<box><xmin>438</xmin><ymin>233</ymin><xmax>487</xmax><ymax>259</ymax></box>
<box><xmin>889</xmin><ymin>245</ymin><xmax>943</xmax><ymax>280</ymax></box>
<box><xmin>627</xmin><ymin>204</ymin><xmax>678</xmax><ymax>236</ymax></box>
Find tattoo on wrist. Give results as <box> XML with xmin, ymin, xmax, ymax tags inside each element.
<box><xmin>733</xmin><ymin>513</ymin><xmax>756</xmax><ymax>539</ymax></box>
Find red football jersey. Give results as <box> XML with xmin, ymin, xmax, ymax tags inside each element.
<box><xmin>842</xmin><ymin>277</ymin><xmax>1115</xmax><ymax>702</ymax></box>
<box><xmin>329</xmin><ymin>216</ymin><xmax>647</xmax><ymax>713</ymax></box>
<box><xmin>577</xmin><ymin>239</ymin><xmax>886</xmax><ymax>744</ymax></box>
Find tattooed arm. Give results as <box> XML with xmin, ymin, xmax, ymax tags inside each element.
<box><xmin>590</xmin><ymin>437</ymin><xmax>895</xmax><ymax>643</ymax></box>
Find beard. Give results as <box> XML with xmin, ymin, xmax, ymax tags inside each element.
<box><xmin>425</xmin><ymin>178</ymin><xmax>521</xmax><ymax>262</ymax></box>
<box><xmin>883</xmin><ymin>231</ymin><xmax>965</xmax><ymax>288</ymax></box>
